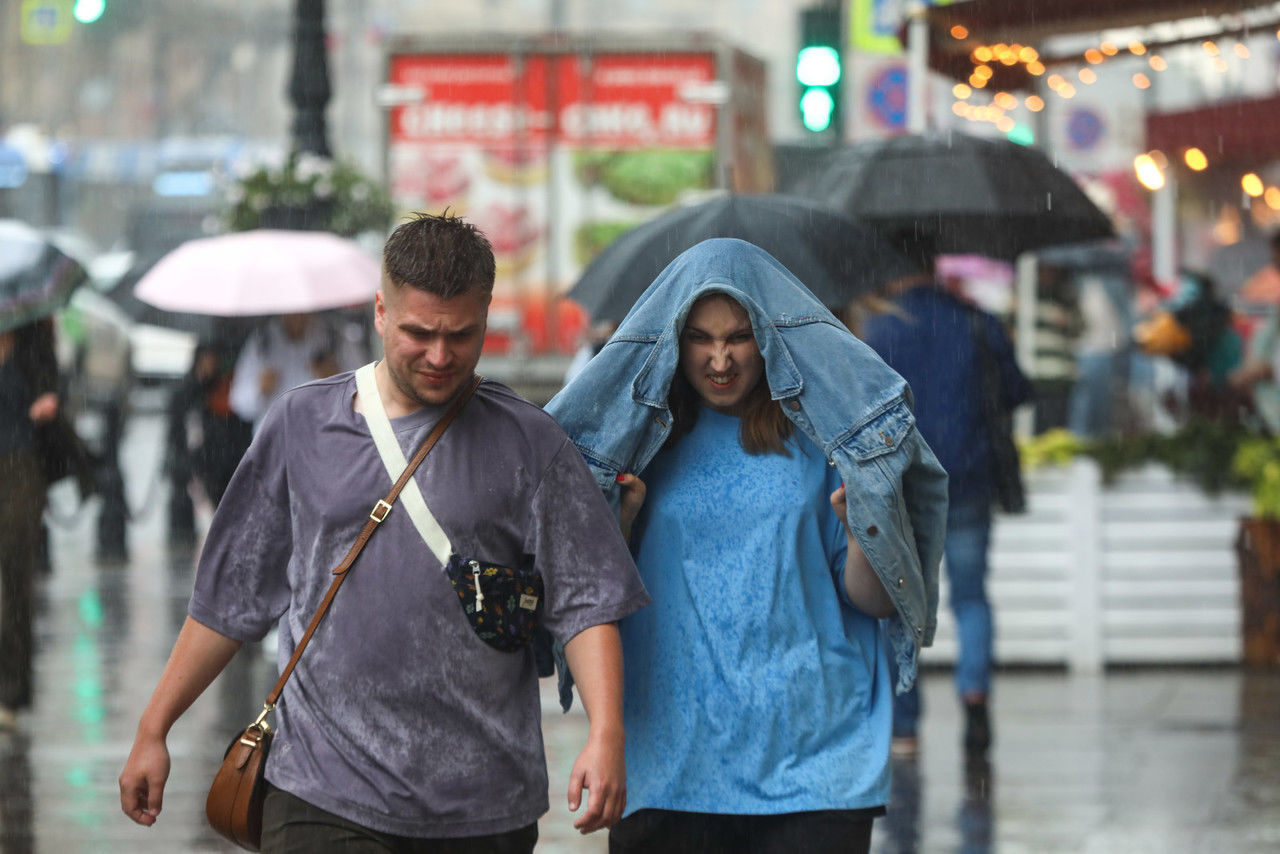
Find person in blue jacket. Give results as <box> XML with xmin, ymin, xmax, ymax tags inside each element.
<box><xmin>546</xmin><ymin>239</ymin><xmax>948</xmax><ymax>854</ymax></box>
<box><xmin>862</xmin><ymin>260</ymin><xmax>1032</xmax><ymax>758</ymax></box>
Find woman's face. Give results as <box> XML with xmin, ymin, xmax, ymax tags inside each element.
<box><xmin>678</xmin><ymin>295</ymin><xmax>764</xmax><ymax>416</ymax></box>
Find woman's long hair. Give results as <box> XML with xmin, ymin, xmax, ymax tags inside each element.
<box><xmin>666</xmin><ymin>369</ymin><xmax>793</xmax><ymax>456</ymax></box>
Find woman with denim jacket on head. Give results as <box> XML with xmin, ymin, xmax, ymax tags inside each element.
<box><xmin>546</xmin><ymin>239</ymin><xmax>948</xmax><ymax>854</ymax></box>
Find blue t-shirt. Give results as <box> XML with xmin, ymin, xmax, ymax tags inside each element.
<box><xmin>621</xmin><ymin>407</ymin><xmax>891</xmax><ymax>816</ymax></box>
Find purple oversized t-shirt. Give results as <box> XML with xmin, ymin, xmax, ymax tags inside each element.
<box><xmin>189</xmin><ymin>370</ymin><xmax>649</xmax><ymax>837</ymax></box>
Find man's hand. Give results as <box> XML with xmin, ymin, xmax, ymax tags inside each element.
<box><xmin>616</xmin><ymin>474</ymin><xmax>646</xmax><ymax>543</ymax></box>
<box><xmin>28</xmin><ymin>392</ymin><xmax>58</xmax><ymax>423</ymax></box>
<box><xmin>119</xmin><ymin>733</ymin><xmax>171</xmax><ymax>826</ymax></box>
<box><xmin>567</xmin><ymin>729</ymin><xmax>626</xmax><ymax>833</ymax></box>
<box><xmin>259</xmin><ymin>367</ymin><xmax>279</xmax><ymax>397</ymax></box>
<box><xmin>562</xmin><ymin>623</ymin><xmax>627</xmax><ymax>834</ymax></box>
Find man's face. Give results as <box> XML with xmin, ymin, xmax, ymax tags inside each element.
<box><xmin>375</xmin><ymin>276</ymin><xmax>488</xmax><ymax>408</ymax></box>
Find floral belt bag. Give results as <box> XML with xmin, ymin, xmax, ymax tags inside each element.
<box><xmin>444</xmin><ymin>554</ymin><xmax>544</xmax><ymax>652</ymax></box>
<box><xmin>354</xmin><ymin>364</ymin><xmax>546</xmax><ymax>655</ymax></box>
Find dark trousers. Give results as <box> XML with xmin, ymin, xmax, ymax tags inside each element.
<box><xmin>608</xmin><ymin>808</ymin><xmax>876</xmax><ymax>854</ymax></box>
<box><xmin>0</xmin><ymin>451</ymin><xmax>45</xmax><ymax>710</ymax></box>
<box><xmin>260</xmin><ymin>784</ymin><xmax>538</xmax><ymax>854</ymax></box>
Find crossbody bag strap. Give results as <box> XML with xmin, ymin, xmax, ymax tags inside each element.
<box><xmin>354</xmin><ymin>362</ymin><xmax>453</xmax><ymax>568</ymax></box>
<box><xmin>262</xmin><ymin>373</ymin><xmax>483</xmax><ymax>710</ymax></box>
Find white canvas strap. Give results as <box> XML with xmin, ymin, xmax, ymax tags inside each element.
<box><xmin>355</xmin><ymin>362</ymin><xmax>453</xmax><ymax>567</ymax></box>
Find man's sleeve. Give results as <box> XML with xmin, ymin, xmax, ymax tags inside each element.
<box><xmin>228</xmin><ymin>331</ymin><xmax>267</xmax><ymax>424</ymax></box>
<box><xmin>524</xmin><ymin>439</ymin><xmax>650</xmax><ymax>644</ymax></box>
<box><xmin>187</xmin><ymin>398</ymin><xmax>294</xmax><ymax>641</ymax></box>
<box><xmin>984</xmin><ymin>313</ymin><xmax>1033</xmax><ymax>409</ymax></box>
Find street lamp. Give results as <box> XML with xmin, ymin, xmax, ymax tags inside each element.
<box><xmin>289</xmin><ymin>0</ymin><xmax>332</xmax><ymax>158</ymax></box>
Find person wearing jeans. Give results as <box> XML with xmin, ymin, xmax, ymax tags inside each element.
<box><xmin>889</xmin><ymin>498</ymin><xmax>994</xmax><ymax>752</ymax></box>
<box><xmin>864</xmin><ymin>270</ymin><xmax>1030</xmax><ymax>757</ymax></box>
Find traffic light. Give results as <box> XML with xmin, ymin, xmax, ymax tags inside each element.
<box><xmin>796</xmin><ymin>6</ymin><xmax>842</xmax><ymax>136</ymax></box>
<box><xmin>73</xmin><ymin>0</ymin><xmax>105</xmax><ymax>23</ymax></box>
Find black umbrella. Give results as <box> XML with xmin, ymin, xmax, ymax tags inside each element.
<box><xmin>567</xmin><ymin>193</ymin><xmax>921</xmax><ymax>322</ymax></box>
<box><xmin>103</xmin><ymin>250</ymin><xmax>219</xmax><ymax>340</ymax></box>
<box><xmin>792</xmin><ymin>132</ymin><xmax>1114</xmax><ymax>261</ymax></box>
<box><xmin>0</xmin><ymin>219</ymin><xmax>88</xmax><ymax>334</ymax></box>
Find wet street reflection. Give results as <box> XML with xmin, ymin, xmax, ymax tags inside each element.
<box><xmin>2</xmin><ymin>404</ymin><xmax>1279</xmax><ymax>852</ymax></box>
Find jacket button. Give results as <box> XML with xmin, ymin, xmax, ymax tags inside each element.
<box><xmin>787</xmin><ymin>399</ymin><xmax>801</xmax><ymax>411</ymax></box>
<box><xmin>866</xmin><ymin>525</ymin><xmax>878</xmax><ymax>536</ymax></box>
<box><xmin>881</xmin><ymin>432</ymin><xmax>894</xmax><ymax>447</ymax></box>
<box><xmin>897</xmin><ymin>577</ymin><xmax>905</xmax><ymax>588</ymax></box>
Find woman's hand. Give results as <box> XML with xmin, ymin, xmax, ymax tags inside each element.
<box><xmin>616</xmin><ymin>474</ymin><xmax>646</xmax><ymax>543</ymax></box>
<box><xmin>831</xmin><ymin>484</ymin><xmax>897</xmax><ymax>618</ymax></box>
<box><xmin>28</xmin><ymin>392</ymin><xmax>58</xmax><ymax>423</ymax></box>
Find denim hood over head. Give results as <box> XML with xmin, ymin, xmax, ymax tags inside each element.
<box><xmin>546</xmin><ymin>238</ymin><xmax>948</xmax><ymax>692</ymax></box>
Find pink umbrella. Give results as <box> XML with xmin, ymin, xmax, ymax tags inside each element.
<box><xmin>134</xmin><ymin>230</ymin><xmax>381</xmax><ymax>316</ymax></box>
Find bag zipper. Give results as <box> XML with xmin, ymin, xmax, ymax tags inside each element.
<box><xmin>470</xmin><ymin>560</ymin><xmax>484</xmax><ymax>611</ymax></box>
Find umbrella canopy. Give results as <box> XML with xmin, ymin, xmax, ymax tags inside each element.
<box><xmin>0</xmin><ymin>219</ymin><xmax>88</xmax><ymax>334</ymax></box>
<box><xmin>568</xmin><ymin>193</ymin><xmax>920</xmax><ymax>322</ymax></box>
<box><xmin>134</xmin><ymin>230</ymin><xmax>381</xmax><ymax>317</ymax></box>
<box><xmin>794</xmin><ymin>133</ymin><xmax>1114</xmax><ymax>260</ymax></box>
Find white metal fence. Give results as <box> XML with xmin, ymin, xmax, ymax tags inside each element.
<box><xmin>923</xmin><ymin>460</ymin><xmax>1251</xmax><ymax>671</ymax></box>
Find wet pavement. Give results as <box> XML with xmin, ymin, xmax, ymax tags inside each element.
<box><xmin>3</xmin><ymin>402</ymin><xmax>1280</xmax><ymax>853</ymax></box>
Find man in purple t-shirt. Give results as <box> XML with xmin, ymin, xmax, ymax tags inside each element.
<box><xmin>119</xmin><ymin>214</ymin><xmax>649</xmax><ymax>851</ymax></box>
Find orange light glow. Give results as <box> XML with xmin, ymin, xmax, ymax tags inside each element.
<box><xmin>1134</xmin><ymin>73</ymin><xmax>1151</xmax><ymax>89</ymax></box>
<box><xmin>994</xmin><ymin>92</ymin><xmax>1017</xmax><ymax>110</ymax></box>
<box><xmin>1100</xmin><ymin>41</ymin><xmax>1118</xmax><ymax>56</ymax></box>
<box><xmin>974</xmin><ymin>64</ymin><xmax>994</xmax><ymax>79</ymax></box>
<box><xmin>1129</xmin><ymin>41</ymin><xmax>1147</xmax><ymax>55</ymax></box>
<box><xmin>1059</xmin><ymin>83</ymin><xmax>1077</xmax><ymax>98</ymax></box>
<box><xmin>951</xmin><ymin>25</ymin><xmax>969</xmax><ymax>39</ymax></box>
<box><xmin>953</xmin><ymin>83</ymin><xmax>973</xmax><ymax>99</ymax></box>
<box><xmin>1134</xmin><ymin>154</ymin><xmax>1165</xmax><ymax>191</ymax></box>
<box><xmin>974</xmin><ymin>46</ymin><xmax>993</xmax><ymax>63</ymax></box>
<box><xmin>997</xmin><ymin>117</ymin><xmax>1015</xmax><ymax>133</ymax></box>
<box><xmin>1203</xmin><ymin>41</ymin><xmax>1220</xmax><ymax>56</ymax></box>
<box><xmin>1079</xmin><ymin>68</ymin><xmax>1097</xmax><ymax>84</ymax></box>
<box><xmin>1027</xmin><ymin>60</ymin><xmax>1046</xmax><ymax>75</ymax></box>
<box><xmin>1266</xmin><ymin>187</ymin><xmax>1280</xmax><ymax>210</ymax></box>
<box><xmin>1025</xmin><ymin>95</ymin><xmax>1045</xmax><ymax>112</ymax></box>
<box><xmin>1019</xmin><ymin>46</ymin><xmax>1038</xmax><ymax>63</ymax></box>
<box><xmin>1184</xmin><ymin>148</ymin><xmax>1208</xmax><ymax>171</ymax></box>
<box><xmin>1084</xmin><ymin>48</ymin><xmax>1104</xmax><ymax>64</ymax></box>
<box><xmin>970</xmin><ymin>74</ymin><xmax>988</xmax><ymax>89</ymax></box>
<box><xmin>1149</xmin><ymin>55</ymin><xmax>1168</xmax><ymax>71</ymax></box>
<box><xmin>1235</xmin><ymin>43</ymin><xmax>1251</xmax><ymax>59</ymax></box>
<box><xmin>1243</xmin><ymin>173</ymin><xmax>1265</xmax><ymax>197</ymax></box>
<box><xmin>1213</xmin><ymin>58</ymin><xmax>1229</xmax><ymax>73</ymax></box>
<box><xmin>953</xmin><ymin>101</ymin><xmax>968</xmax><ymax>117</ymax></box>
<box><xmin>1047</xmin><ymin>73</ymin><xmax>1065</xmax><ymax>89</ymax></box>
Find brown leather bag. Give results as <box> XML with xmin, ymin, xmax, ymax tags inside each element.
<box><xmin>205</xmin><ymin>375</ymin><xmax>481</xmax><ymax>851</ymax></box>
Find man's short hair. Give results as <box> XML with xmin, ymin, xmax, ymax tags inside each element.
<box><xmin>383</xmin><ymin>212</ymin><xmax>496</xmax><ymax>299</ymax></box>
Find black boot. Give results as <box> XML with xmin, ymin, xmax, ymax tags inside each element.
<box><xmin>964</xmin><ymin>699</ymin><xmax>991</xmax><ymax>755</ymax></box>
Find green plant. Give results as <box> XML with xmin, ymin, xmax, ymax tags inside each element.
<box><xmin>1019</xmin><ymin>420</ymin><xmax>1253</xmax><ymax>499</ymax></box>
<box><xmin>1233</xmin><ymin>436</ymin><xmax>1280</xmax><ymax>519</ymax></box>
<box><xmin>224</xmin><ymin>152</ymin><xmax>394</xmax><ymax>237</ymax></box>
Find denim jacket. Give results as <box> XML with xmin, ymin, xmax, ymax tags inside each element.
<box><xmin>546</xmin><ymin>239</ymin><xmax>948</xmax><ymax>693</ymax></box>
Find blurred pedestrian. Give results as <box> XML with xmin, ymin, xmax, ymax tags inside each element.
<box><xmin>564</xmin><ymin>319</ymin><xmax>619</xmax><ymax>385</ymax></box>
<box><xmin>547</xmin><ymin>239</ymin><xmax>948</xmax><ymax>854</ymax></box>
<box><xmin>0</xmin><ymin>320</ymin><xmax>92</xmax><ymax>728</ymax></box>
<box><xmin>1232</xmin><ymin>232</ymin><xmax>1280</xmax><ymax>432</ymax></box>
<box><xmin>862</xmin><ymin>247</ymin><xmax>1031</xmax><ymax>758</ymax></box>
<box><xmin>165</xmin><ymin>325</ymin><xmax>253</xmax><ymax>508</ymax></box>
<box><xmin>119</xmin><ymin>213</ymin><xmax>647</xmax><ymax>848</ymax></box>
<box><xmin>228</xmin><ymin>311</ymin><xmax>363</xmax><ymax>429</ymax></box>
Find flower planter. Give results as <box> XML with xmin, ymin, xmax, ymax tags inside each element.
<box><xmin>1235</xmin><ymin>518</ymin><xmax>1280</xmax><ymax>667</ymax></box>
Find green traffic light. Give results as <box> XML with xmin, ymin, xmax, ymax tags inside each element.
<box><xmin>796</xmin><ymin>46</ymin><xmax>841</xmax><ymax>87</ymax></box>
<box><xmin>74</xmin><ymin>0</ymin><xmax>106</xmax><ymax>23</ymax></box>
<box><xmin>800</xmin><ymin>87</ymin><xmax>835</xmax><ymax>132</ymax></box>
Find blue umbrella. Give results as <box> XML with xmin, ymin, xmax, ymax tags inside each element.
<box><xmin>0</xmin><ymin>219</ymin><xmax>87</xmax><ymax>334</ymax></box>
